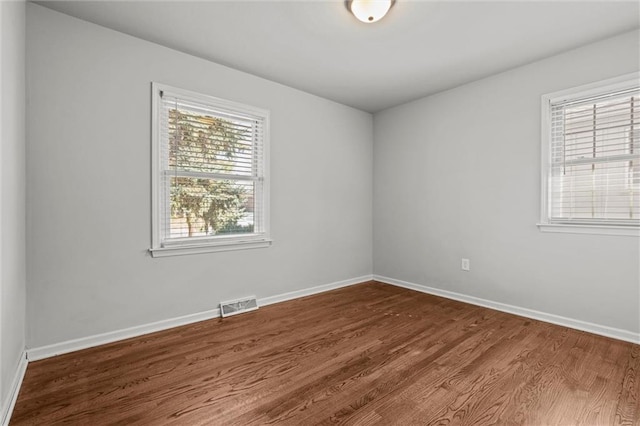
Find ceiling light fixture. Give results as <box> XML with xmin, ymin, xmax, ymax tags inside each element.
<box><xmin>347</xmin><ymin>0</ymin><xmax>395</xmax><ymax>24</ymax></box>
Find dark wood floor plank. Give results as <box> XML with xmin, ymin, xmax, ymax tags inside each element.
<box><xmin>10</xmin><ymin>281</ymin><xmax>640</xmax><ymax>425</ymax></box>
<box><xmin>615</xmin><ymin>344</ymin><xmax>640</xmax><ymax>425</ymax></box>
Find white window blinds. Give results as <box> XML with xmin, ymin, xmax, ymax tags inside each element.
<box><xmin>151</xmin><ymin>83</ymin><xmax>270</xmax><ymax>255</ymax></box>
<box><xmin>547</xmin><ymin>85</ymin><xmax>639</xmax><ymax>226</ymax></box>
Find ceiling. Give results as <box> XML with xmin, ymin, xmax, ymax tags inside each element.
<box><xmin>37</xmin><ymin>1</ymin><xmax>640</xmax><ymax>113</ymax></box>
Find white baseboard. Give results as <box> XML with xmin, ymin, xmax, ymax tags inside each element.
<box><xmin>1</xmin><ymin>351</ymin><xmax>27</xmax><ymax>426</ymax></box>
<box><xmin>27</xmin><ymin>275</ymin><xmax>373</xmax><ymax>361</ymax></box>
<box><xmin>374</xmin><ymin>275</ymin><xmax>640</xmax><ymax>345</ymax></box>
<box><xmin>260</xmin><ymin>275</ymin><xmax>373</xmax><ymax>307</ymax></box>
<box><xmin>27</xmin><ymin>308</ymin><xmax>222</xmax><ymax>361</ymax></box>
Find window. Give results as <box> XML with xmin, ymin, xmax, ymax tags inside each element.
<box><xmin>539</xmin><ymin>73</ymin><xmax>640</xmax><ymax>236</ymax></box>
<box><xmin>150</xmin><ymin>83</ymin><xmax>270</xmax><ymax>257</ymax></box>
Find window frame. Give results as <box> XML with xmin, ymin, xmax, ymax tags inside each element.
<box><xmin>538</xmin><ymin>72</ymin><xmax>640</xmax><ymax>237</ymax></box>
<box><xmin>150</xmin><ymin>82</ymin><xmax>272</xmax><ymax>257</ymax></box>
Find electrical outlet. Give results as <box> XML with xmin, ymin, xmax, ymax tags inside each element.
<box><xmin>461</xmin><ymin>258</ymin><xmax>470</xmax><ymax>271</ymax></box>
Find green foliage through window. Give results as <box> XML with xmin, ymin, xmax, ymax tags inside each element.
<box><xmin>167</xmin><ymin>109</ymin><xmax>254</xmax><ymax>238</ymax></box>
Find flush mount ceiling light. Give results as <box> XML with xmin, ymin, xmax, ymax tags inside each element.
<box><xmin>347</xmin><ymin>0</ymin><xmax>395</xmax><ymax>23</ymax></box>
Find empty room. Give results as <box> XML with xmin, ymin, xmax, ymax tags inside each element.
<box><xmin>1</xmin><ymin>0</ymin><xmax>639</xmax><ymax>424</ymax></box>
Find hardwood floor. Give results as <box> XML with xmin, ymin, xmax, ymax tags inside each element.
<box><xmin>11</xmin><ymin>281</ymin><xmax>640</xmax><ymax>425</ymax></box>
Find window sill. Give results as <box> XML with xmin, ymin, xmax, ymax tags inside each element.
<box><xmin>537</xmin><ymin>223</ymin><xmax>639</xmax><ymax>237</ymax></box>
<box><xmin>150</xmin><ymin>239</ymin><xmax>272</xmax><ymax>258</ymax></box>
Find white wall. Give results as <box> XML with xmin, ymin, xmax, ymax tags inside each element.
<box><xmin>25</xmin><ymin>3</ymin><xmax>639</xmax><ymax>352</ymax></box>
<box><xmin>374</xmin><ymin>30</ymin><xmax>640</xmax><ymax>335</ymax></box>
<box><xmin>26</xmin><ymin>4</ymin><xmax>373</xmax><ymax>348</ymax></box>
<box><xmin>0</xmin><ymin>0</ymin><xmax>26</xmax><ymax>416</ymax></box>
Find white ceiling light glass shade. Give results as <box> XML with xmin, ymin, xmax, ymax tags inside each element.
<box><xmin>348</xmin><ymin>0</ymin><xmax>395</xmax><ymax>23</ymax></box>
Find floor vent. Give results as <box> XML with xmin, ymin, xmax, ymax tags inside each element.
<box><xmin>220</xmin><ymin>296</ymin><xmax>258</xmax><ymax>318</ymax></box>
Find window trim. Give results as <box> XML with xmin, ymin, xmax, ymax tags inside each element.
<box><xmin>150</xmin><ymin>82</ymin><xmax>271</xmax><ymax>257</ymax></box>
<box><xmin>538</xmin><ymin>72</ymin><xmax>640</xmax><ymax>237</ymax></box>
